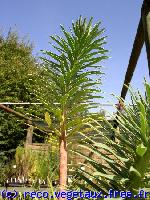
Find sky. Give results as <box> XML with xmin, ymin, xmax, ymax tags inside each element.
<box><xmin>0</xmin><ymin>0</ymin><xmax>149</xmax><ymax>115</ymax></box>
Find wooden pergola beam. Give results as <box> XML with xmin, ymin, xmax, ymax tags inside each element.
<box><xmin>0</xmin><ymin>104</ymin><xmax>34</xmax><ymax>145</ymax></box>
<box><xmin>0</xmin><ymin>103</ymin><xmax>49</xmax><ymax>132</ymax></box>
<box><xmin>121</xmin><ymin>17</ymin><xmax>144</xmax><ymax>100</ymax></box>
<box><xmin>121</xmin><ymin>0</ymin><xmax>150</xmax><ymax>100</ymax></box>
<box><xmin>0</xmin><ymin>104</ymin><xmax>30</xmax><ymax>121</ymax></box>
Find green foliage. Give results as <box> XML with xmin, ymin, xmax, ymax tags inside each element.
<box><xmin>39</xmin><ymin>16</ymin><xmax>108</xmax><ymax>138</ymax></box>
<box><xmin>0</xmin><ymin>111</ymin><xmax>25</xmax><ymax>163</ymax></box>
<box><xmin>71</xmin><ymin>81</ymin><xmax>150</xmax><ymax>197</ymax></box>
<box><xmin>0</xmin><ymin>31</ymin><xmax>36</xmax><ymax>102</ymax></box>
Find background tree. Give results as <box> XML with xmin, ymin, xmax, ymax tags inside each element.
<box><xmin>0</xmin><ymin>30</ymin><xmax>46</xmax><ymax>164</ymax></box>
<box><xmin>39</xmin><ymin>16</ymin><xmax>108</xmax><ymax>197</ymax></box>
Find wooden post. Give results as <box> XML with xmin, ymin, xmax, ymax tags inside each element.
<box><xmin>142</xmin><ymin>0</ymin><xmax>150</xmax><ymax>77</ymax></box>
<box><xmin>24</xmin><ymin>119</ymin><xmax>33</xmax><ymax>177</ymax></box>
<box><xmin>25</xmin><ymin>119</ymin><xmax>33</xmax><ymax>146</ymax></box>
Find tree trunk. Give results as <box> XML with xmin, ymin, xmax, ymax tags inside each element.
<box><xmin>59</xmin><ymin>136</ymin><xmax>67</xmax><ymax>200</ymax></box>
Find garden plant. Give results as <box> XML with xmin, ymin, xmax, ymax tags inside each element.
<box><xmin>71</xmin><ymin>81</ymin><xmax>150</xmax><ymax>199</ymax></box>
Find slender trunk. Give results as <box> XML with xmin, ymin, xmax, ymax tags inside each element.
<box><xmin>59</xmin><ymin>110</ymin><xmax>67</xmax><ymax>200</ymax></box>
<box><xmin>59</xmin><ymin>137</ymin><xmax>67</xmax><ymax>200</ymax></box>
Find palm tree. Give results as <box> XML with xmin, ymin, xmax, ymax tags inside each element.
<box><xmin>40</xmin><ymin>16</ymin><xmax>108</xmax><ymax>197</ymax></box>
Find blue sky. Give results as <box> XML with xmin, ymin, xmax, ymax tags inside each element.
<box><xmin>1</xmin><ymin>0</ymin><xmax>149</xmax><ymax>115</ymax></box>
